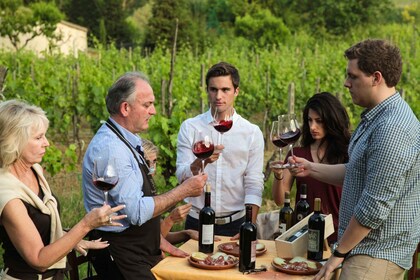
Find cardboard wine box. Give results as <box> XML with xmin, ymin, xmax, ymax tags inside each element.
<box><xmin>275</xmin><ymin>213</ymin><xmax>334</xmax><ymax>258</ymax></box>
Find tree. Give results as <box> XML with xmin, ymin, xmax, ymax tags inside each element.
<box><xmin>235</xmin><ymin>8</ymin><xmax>291</xmax><ymax>46</ymax></box>
<box><xmin>64</xmin><ymin>0</ymin><xmax>136</xmax><ymax>47</ymax></box>
<box><xmin>0</xmin><ymin>0</ymin><xmax>64</xmax><ymax>51</ymax></box>
<box><xmin>145</xmin><ymin>0</ymin><xmax>200</xmax><ymax>50</ymax></box>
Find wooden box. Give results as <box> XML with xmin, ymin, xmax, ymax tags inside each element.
<box><xmin>274</xmin><ymin>213</ymin><xmax>334</xmax><ymax>258</ymax></box>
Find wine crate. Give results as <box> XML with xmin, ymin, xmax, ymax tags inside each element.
<box><xmin>274</xmin><ymin>213</ymin><xmax>334</xmax><ymax>258</ymax></box>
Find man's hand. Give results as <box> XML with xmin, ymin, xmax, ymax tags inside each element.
<box><xmin>313</xmin><ymin>256</ymin><xmax>344</xmax><ymax>280</ymax></box>
<box><xmin>179</xmin><ymin>173</ymin><xmax>208</xmax><ymax>197</ymax></box>
<box><xmin>190</xmin><ymin>145</ymin><xmax>224</xmax><ymax>175</ymax></box>
<box><xmin>288</xmin><ymin>156</ymin><xmax>312</xmax><ymax>178</ymax></box>
<box><xmin>168</xmin><ymin>203</ymin><xmax>192</xmax><ymax>224</ymax></box>
<box><xmin>160</xmin><ymin>236</ymin><xmax>189</xmax><ymax>258</ymax></box>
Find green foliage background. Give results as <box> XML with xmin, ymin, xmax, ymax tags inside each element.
<box><xmin>0</xmin><ymin>23</ymin><xmax>418</xmax><ymax>194</ymax></box>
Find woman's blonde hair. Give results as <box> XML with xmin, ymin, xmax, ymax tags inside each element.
<box><xmin>0</xmin><ymin>100</ymin><xmax>49</xmax><ymax>168</ymax></box>
<box><xmin>142</xmin><ymin>138</ymin><xmax>159</xmax><ymax>161</ymax></box>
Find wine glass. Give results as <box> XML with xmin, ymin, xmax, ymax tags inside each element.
<box><xmin>192</xmin><ymin>130</ymin><xmax>214</xmax><ymax>173</ymax></box>
<box><xmin>92</xmin><ymin>157</ymin><xmax>119</xmax><ymax>205</ymax></box>
<box><xmin>211</xmin><ymin>106</ymin><xmax>233</xmax><ymax>145</ymax></box>
<box><xmin>279</xmin><ymin>114</ymin><xmax>301</xmax><ymax>167</ymax></box>
<box><xmin>269</xmin><ymin>118</ymin><xmax>288</xmax><ymax>169</ymax></box>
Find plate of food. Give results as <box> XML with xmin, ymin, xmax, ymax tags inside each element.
<box><xmin>218</xmin><ymin>241</ymin><xmax>267</xmax><ymax>257</ymax></box>
<box><xmin>271</xmin><ymin>256</ymin><xmax>322</xmax><ymax>275</ymax></box>
<box><xmin>188</xmin><ymin>252</ymin><xmax>239</xmax><ymax>270</ymax></box>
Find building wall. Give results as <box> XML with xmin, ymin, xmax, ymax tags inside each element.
<box><xmin>0</xmin><ymin>20</ymin><xmax>88</xmax><ymax>57</ymax></box>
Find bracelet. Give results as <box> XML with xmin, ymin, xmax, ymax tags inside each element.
<box><xmin>274</xmin><ymin>173</ymin><xmax>283</xmax><ymax>180</ymax></box>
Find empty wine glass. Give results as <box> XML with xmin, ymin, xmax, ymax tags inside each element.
<box><xmin>211</xmin><ymin>106</ymin><xmax>233</xmax><ymax>145</ymax></box>
<box><xmin>279</xmin><ymin>114</ymin><xmax>301</xmax><ymax>167</ymax></box>
<box><xmin>92</xmin><ymin>157</ymin><xmax>119</xmax><ymax>205</ymax></box>
<box><xmin>269</xmin><ymin>118</ymin><xmax>288</xmax><ymax>169</ymax></box>
<box><xmin>192</xmin><ymin>130</ymin><xmax>214</xmax><ymax>173</ymax></box>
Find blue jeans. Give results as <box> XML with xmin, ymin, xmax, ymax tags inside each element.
<box><xmin>185</xmin><ymin>215</ymin><xmax>245</xmax><ymax>237</ymax></box>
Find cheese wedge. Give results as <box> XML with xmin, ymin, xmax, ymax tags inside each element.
<box><xmin>273</xmin><ymin>257</ymin><xmax>287</xmax><ymax>266</ymax></box>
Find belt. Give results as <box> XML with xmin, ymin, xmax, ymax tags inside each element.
<box><xmin>5</xmin><ymin>268</ymin><xmax>59</xmax><ymax>280</ymax></box>
<box><xmin>189</xmin><ymin>209</ymin><xmax>246</xmax><ymax>225</ymax></box>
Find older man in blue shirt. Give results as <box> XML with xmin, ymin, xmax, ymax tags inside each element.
<box><xmin>291</xmin><ymin>39</ymin><xmax>420</xmax><ymax>280</ymax></box>
<box><xmin>82</xmin><ymin>72</ymin><xmax>207</xmax><ymax>280</ymax></box>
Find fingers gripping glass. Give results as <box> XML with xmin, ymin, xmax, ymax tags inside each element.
<box><xmin>269</xmin><ymin>117</ymin><xmax>288</xmax><ymax>170</ymax></box>
<box><xmin>192</xmin><ymin>130</ymin><xmax>214</xmax><ymax>173</ymax></box>
<box><xmin>92</xmin><ymin>157</ymin><xmax>119</xmax><ymax>205</ymax></box>
<box><xmin>279</xmin><ymin>114</ymin><xmax>301</xmax><ymax>167</ymax></box>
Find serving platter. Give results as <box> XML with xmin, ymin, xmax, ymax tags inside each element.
<box><xmin>218</xmin><ymin>242</ymin><xmax>267</xmax><ymax>257</ymax></box>
<box><xmin>188</xmin><ymin>256</ymin><xmax>239</xmax><ymax>270</ymax></box>
<box><xmin>271</xmin><ymin>258</ymin><xmax>322</xmax><ymax>275</ymax></box>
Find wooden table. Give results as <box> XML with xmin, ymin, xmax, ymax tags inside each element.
<box><xmin>152</xmin><ymin>237</ymin><xmax>331</xmax><ymax>280</ymax></box>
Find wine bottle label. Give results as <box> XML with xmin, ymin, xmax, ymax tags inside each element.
<box><xmin>307</xmin><ymin>229</ymin><xmax>320</xmax><ymax>252</ymax></box>
<box><xmin>251</xmin><ymin>240</ymin><xmax>257</xmax><ymax>262</ymax></box>
<box><xmin>201</xmin><ymin>224</ymin><xmax>214</xmax><ymax>245</ymax></box>
<box><xmin>279</xmin><ymin>223</ymin><xmax>287</xmax><ymax>234</ymax></box>
<box><xmin>297</xmin><ymin>213</ymin><xmax>304</xmax><ymax>221</ymax></box>
<box><xmin>301</xmin><ymin>194</ymin><xmax>307</xmax><ymax>199</ymax></box>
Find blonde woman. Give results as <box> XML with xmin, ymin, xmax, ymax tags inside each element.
<box><xmin>0</xmin><ymin>100</ymin><xmax>126</xmax><ymax>280</ymax></box>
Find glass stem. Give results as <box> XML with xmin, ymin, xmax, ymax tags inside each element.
<box><xmin>104</xmin><ymin>191</ymin><xmax>109</xmax><ymax>205</ymax></box>
<box><xmin>279</xmin><ymin>148</ymin><xmax>283</xmax><ymax>167</ymax></box>
<box><xmin>201</xmin><ymin>160</ymin><xmax>205</xmax><ymax>173</ymax></box>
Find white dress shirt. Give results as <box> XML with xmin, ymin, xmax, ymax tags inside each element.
<box><xmin>176</xmin><ymin>109</ymin><xmax>264</xmax><ymax>216</ymax></box>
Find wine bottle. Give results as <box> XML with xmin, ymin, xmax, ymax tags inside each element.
<box><xmin>295</xmin><ymin>184</ymin><xmax>310</xmax><ymax>223</ymax></box>
<box><xmin>198</xmin><ymin>183</ymin><xmax>215</xmax><ymax>253</ymax></box>
<box><xmin>239</xmin><ymin>205</ymin><xmax>257</xmax><ymax>272</ymax></box>
<box><xmin>279</xmin><ymin>191</ymin><xmax>294</xmax><ymax>235</ymax></box>
<box><xmin>286</xmin><ymin>225</ymin><xmax>308</xmax><ymax>242</ymax></box>
<box><xmin>307</xmin><ymin>198</ymin><xmax>325</xmax><ymax>261</ymax></box>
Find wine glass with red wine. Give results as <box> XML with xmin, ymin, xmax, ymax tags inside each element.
<box><xmin>279</xmin><ymin>114</ymin><xmax>301</xmax><ymax>167</ymax></box>
<box><xmin>269</xmin><ymin>118</ymin><xmax>288</xmax><ymax>169</ymax></box>
<box><xmin>211</xmin><ymin>107</ymin><xmax>233</xmax><ymax>145</ymax></box>
<box><xmin>192</xmin><ymin>130</ymin><xmax>214</xmax><ymax>173</ymax></box>
<box><xmin>92</xmin><ymin>157</ymin><xmax>119</xmax><ymax>205</ymax></box>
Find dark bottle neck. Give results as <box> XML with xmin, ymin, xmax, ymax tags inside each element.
<box><xmin>245</xmin><ymin>205</ymin><xmax>252</xmax><ymax>222</ymax></box>
<box><xmin>204</xmin><ymin>191</ymin><xmax>211</xmax><ymax>207</ymax></box>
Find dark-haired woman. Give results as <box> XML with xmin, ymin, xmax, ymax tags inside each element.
<box><xmin>272</xmin><ymin>92</ymin><xmax>351</xmax><ymax>243</ymax></box>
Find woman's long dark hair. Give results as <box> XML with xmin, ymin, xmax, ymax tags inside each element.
<box><xmin>301</xmin><ymin>92</ymin><xmax>351</xmax><ymax>164</ymax></box>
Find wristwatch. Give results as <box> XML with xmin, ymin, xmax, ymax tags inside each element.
<box><xmin>331</xmin><ymin>242</ymin><xmax>351</xmax><ymax>258</ymax></box>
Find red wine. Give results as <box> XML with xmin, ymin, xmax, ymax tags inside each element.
<box><xmin>295</xmin><ymin>184</ymin><xmax>310</xmax><ymax>223</ymax></box>
<box><xmin>199</xmin><ymin>183</ymin><xmax>215</xmax><ymax>253</ymax></box>
<box><xmin>279</xmin><ymin>129</ymin><xmax>301</xmax><ymax>144</ymax></box>
<box><xmin>93</xmin><ymin>178</ymin><xmax>118</xmax><ymax>191</ymax></box>
<box><xmin>307</xmin><ymin>198</ymin><xmax>325</xmax><ymax>261</ymax></box>
<box><xmin>272</xmin><ymin>137</ymin><xmax>288</xmax><ymax>148</ymax></box>
<box><xmin>213</xmin><ymin>120</ymin><xmax>233</xmax><ymax>133</ymax></box>
<box><xmin>193</xmin><ymin>141</ymin><xmax>214</xmax><ymax>159</ymax></box>
<box><xmin>239</xmin><ymin>205</ymin><xmax>257</xmax><ymax>272</ymax></box>
<box><xmin>279</xmin><ymin>191</ymin><xmax>294</xmax><ymax>235</ymax></box>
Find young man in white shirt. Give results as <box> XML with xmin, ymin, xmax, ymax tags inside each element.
<box><xmin>176</xmin><ymin>62</ymin><xmax>265</xmax><ymax>238</ymax></box>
